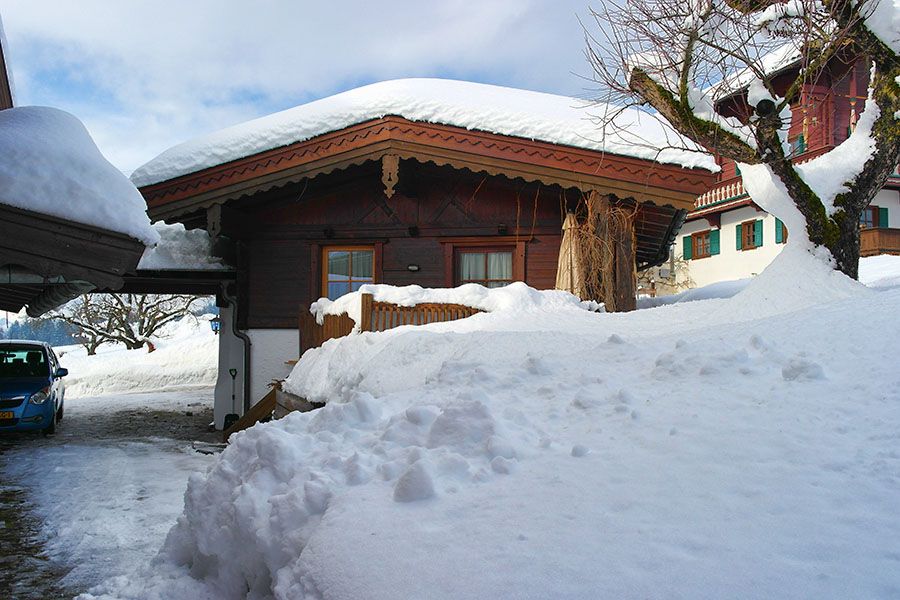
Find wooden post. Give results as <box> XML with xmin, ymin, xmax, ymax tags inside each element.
<box><xmin>612</xmin><ymin>209</ymin><xmax>637</xmax><ymax>312</ymax></box>
<box><xmin>360</xmin><ymin>293</ymin><xmax>373</xmax><ymax>332</ymax></box>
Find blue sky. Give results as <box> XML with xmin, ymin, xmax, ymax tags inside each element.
<box><xmin>2</xmin><ymin>1</ymin><xmax>596</xmax><ymax>174</ymax></box>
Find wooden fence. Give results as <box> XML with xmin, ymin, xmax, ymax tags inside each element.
<box><xmin>299</xmin><ymin>292</ymin><xmax>483</xmax><ymax>352</ymax></box>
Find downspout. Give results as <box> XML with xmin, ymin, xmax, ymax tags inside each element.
<box><xmin>221</xmin><ymin>284</ymin><xmax>252</xmax><ymax>413</ymax></box>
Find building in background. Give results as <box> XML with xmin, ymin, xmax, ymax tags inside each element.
<box><xmin>673</xmin><ymin>57</ymin><xmax>900</xmax><ymax>289</ymax></box>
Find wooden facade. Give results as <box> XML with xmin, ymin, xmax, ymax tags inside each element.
<box><xmin>141</xmin><ymin>117</ymin><xmax>715</xmax><ymax>331</ymax></box>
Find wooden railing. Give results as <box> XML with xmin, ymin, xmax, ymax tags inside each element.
<box><xmin>860</xmin><ymin>227</ymin><xmax>900</xmax><ymax>257</ymax></box>
<box><xmin>299</xmin><ymin>292</ymin><xmax>483</xmax><ymax>352</ymax></box>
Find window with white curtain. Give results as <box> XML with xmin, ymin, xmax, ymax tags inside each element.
<box><xmin>457</xmin><ymin>249</ymin><xmax>514</xmax><ymax>288</ymax></box>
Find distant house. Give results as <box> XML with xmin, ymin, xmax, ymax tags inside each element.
<box><xmin>133</xmin><ymin>79</ymin><xmax>715</xmax><ymax>427</ymax></box>
<box><xmin>675</xmin><ymin>58</ymin><xmax>900</xmax><ymax>289</ymax></box>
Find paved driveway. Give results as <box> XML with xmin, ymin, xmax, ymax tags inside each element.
<box><xmin>0</xmin><ymin>388</ymin><xmax>217</xmax><ymax>599</ymax></box>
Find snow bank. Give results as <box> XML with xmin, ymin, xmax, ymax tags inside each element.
<box><xmin>0</xmin><ymin>107</ymin><xmax>158</xmax><ymax>245</ymax></box>
<box><xmin>859</xmin><ymin>253</ymin><xmax>900</xmax><ymax>288</ymax></box>
<box><xmin>311</xmin><ymin>282</ymin><xmax>598</xmax><ymax>326</ymax></box>
<box><xmin>130</xmin><ymin>78</ymin><xmax>717</xmax><ymax>187</ymax></box>
<box><xmin>58</xmin><ymin>316</ymin><xmax>218</xmax><ymax>398</ymax></box>
<box><xmin>81</xmin><ymin>248</ymin><xmax>900</xmax><ymax>599</ymax></box>
<box><xmin>138</xmin><ymin>222</ymin><xmax>229</xmax><ymax>270</ymax></box>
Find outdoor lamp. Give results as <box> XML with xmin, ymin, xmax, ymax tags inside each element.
<box><xmin>210</xmin><ymin>316</ymin><xmax>222</xmax><ymax>334</ymax></box>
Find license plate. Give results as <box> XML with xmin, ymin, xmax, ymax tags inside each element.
<box><xmin>0</xmin><ymin>411</ymin><xmax>14</xmax><ymax>419</ymax></box>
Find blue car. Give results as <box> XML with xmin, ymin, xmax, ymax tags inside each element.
<box><xmin>0</xmin><ymin>340</ymin><xmax>67</xmax><ymax>435</ymax></box>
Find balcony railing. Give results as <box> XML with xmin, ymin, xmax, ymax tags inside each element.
<box><xmin>860</xmin><ymin>227</ymin><xmax>900</xmax><ymax>257</ymax></box>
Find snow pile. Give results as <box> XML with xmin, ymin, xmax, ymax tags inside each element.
<box><xmin>859</xmin><ymin>253</ymin><xmax>900</xmax><ymax>288</ymax></box>
<box><xmin>58</xmin><ymin>315</ymin><xmax>218</xmax><ymax>398</ymax></box>
<box><xmin>130</xmin><ymin>78</ymin><xmax>717</xmax><ymax>187</ymax></box>
<box><xmin>0</xmin><ymin>107</ymin><xmax>158</xmax><ymax>245</ymax></box>
<box><xmin>311</xmin><ymin>282</ymin><xmax>598</xmax><ymax>326</ymax></box>
<box><xmin>80</xmin><ymin>253</ymin><xmax>900</xmax><ymax>599</ymax></box>
<box><xmin>138</xmin><ymin>221</ymin><xmax>229</xmax><ymax>270</ymax></box>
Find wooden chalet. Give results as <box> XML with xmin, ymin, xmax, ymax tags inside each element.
<box><xmin>137</xmin><ymin>80</ymin><xmax>715</xmax><ymax>427</ymax></box>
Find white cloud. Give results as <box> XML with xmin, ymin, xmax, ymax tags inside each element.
<box><xmin>1</xmin><ymin>0</ymin><xmax>592</xmax><ymax>173</ymax></box>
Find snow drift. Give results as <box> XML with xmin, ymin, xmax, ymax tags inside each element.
<box><xmin>79</xmin><ymin>248</ymin><xmax>900</xmax><ymax>600</ymax></box>
<box><xmin>58</xmin><ymin>316</ymin><xmax>218</xmax><ymax>398</ymax></box>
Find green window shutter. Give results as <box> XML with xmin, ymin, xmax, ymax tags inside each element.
<box><xmin>736</xmin><ymin>224</ymin><xmax>743</xmax><ymax>250</ymax></box>
<box><xmin>879</xmin><ymin>206</ymin><xmax>889</xmax><ymax>228</ymax></box>
<box><xmin>754</xmin><ymin>220</ymin><xmax>763</xmax><ymax>247</ymax></box>
<box><xmin>799</xmin><ymin>134</ymin><xmax>806</xmax><ymax>153</ymax></box>
<box><xmin>775</xmin><ymin>218</ymin><xmax>784</xmax><ymax>244</ymax></box>
<box><xmin>709</xmin><ymin>229</ymin><xmax>720</xmax><ymax>255</ymax></box>
<box><xmin>683</xmin><ymin>235</ymin><xmax>692</xmax><ymax>260</ymax></box>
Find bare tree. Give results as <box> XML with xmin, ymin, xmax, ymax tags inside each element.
<box><xmin>60</xmin><ymin>295</ymin><xmax>113</xmax><ymax>355</ymax></box>
<box><xmin>587</xmin><ymin>0</ymin><xmax>900</xmax><ymax>278</ymax></box>
<box><xmin>53</xmin><ymin>294</ymin><xmax>203</xmax><ymax>352</ymax></box>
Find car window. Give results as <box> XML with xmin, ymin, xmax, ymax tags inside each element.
<box><xmin>0</xmin><ymin>346</ymin><xmax>49</xmax><ymax>378</ymax></box>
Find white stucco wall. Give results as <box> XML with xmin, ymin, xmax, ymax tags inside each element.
<box><xmin>873</xmin><ymin>188</ymin><xmax>900</xmax><ymax>226</ymax></box>
<box><xmin>678</xmin><ymin>189</ymin><xmax>900</xmax><ymax>288</ymax></box>
<box><xmin>678</xmin><ymin>206</ymin><xmax>786</xmax><ymax>288</ymax></box>
<box><xmin>213</xmin><ymin>304</ymin><xmax>247</xmax><ymax>430</ymax></box>
<box><xmin>247</xmin><ymin>329</ymin><xmax>299</xmax><ymax>407</ymax></box>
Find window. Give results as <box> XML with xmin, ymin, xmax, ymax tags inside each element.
<box><xmin>775</xmin><ymin>218</ymin><xmax>788</xmax><ymax>244</ymax></box>
<box><xmin>789</xmin><ymin>134</ymin><xmax>806</xmax><ymax>157</ymax></box>
<box><xmin>736</xmin><ymin>220</ymin><xmax>762</xmax><ymax>250</ymax></box>
<box><xmin>693</xmin><ymin>231</ymin><xmax>711</xmax><ymax>259</ymax></box>
<box><xmin>457</xmin><ymin>249</ymin><xmax>513</xmax><ymax>288</ymax></box>
<box><xmin>322</xmin><ymin>247</ymin><xmax>375</xmax><ymax>300</ymax></box>
<box><xmin>684</xmin><ymin>229</ymin><xmax>719</xmax><ymax>260</ymax></box>
<box><xmin>862</xmin><ymin>206</ymin><xmax>888</xmax><ymax>228</ymax></box>
<box><xmin>0</xmin><ymin>345</ymin><xmax>48</xmax><ymax>378</ymax></box>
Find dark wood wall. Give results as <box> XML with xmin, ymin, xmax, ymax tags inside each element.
<box><xmin>231</xmin><ymin>160</ymin><xmax>573</xmax><ymax>328</ymax></box>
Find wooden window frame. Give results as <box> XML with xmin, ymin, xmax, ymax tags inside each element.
<box><xmin>455</xmin><ymin>246</ymin><xmax>517</xmax><ymax>288</ymax></box>
<box><xmin>740</xmin><ymin>220</ymin><xmax>758</xmax><ymax>251</ymax></box>
<box><xmin>859</xmin><ymin>206</ymin><xmax>878</xmax><ymax>229</ymax></box>
<box><xmin>439</xmin><ymin>237</ymin><xmax>525</xmax><ymax>287</ymax></box>
<box><xmin>321</xmin><ymin>245</ymin><xmax>378</xmax><ymax>300</ymax></box>
<box><xmin>691</xmin><ymin>230</ymin><xmax>712</xmax><ymax>259</ymax></box>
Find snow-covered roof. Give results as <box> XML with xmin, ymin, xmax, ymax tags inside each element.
<box><xmin>131</xmin><ymin>78</ymin><xmax>718</xmax><ymax>187</ymax></box>
<box><xmin>0</xmin><ymin>12</ymin><xmax>14</xmax><ymax>106</ymax></box>
<box><xmin>138</xmin><ymin>221</ymin><xmax>229</xmax><ymax>270</ymax></box>
<box><xmin>0</xmin><ymin>107</ymin><xmax>158</xmax><ymax>246</ymax></box>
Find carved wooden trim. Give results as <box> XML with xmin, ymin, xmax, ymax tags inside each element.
<box><xmin>381</xmin><ymin>153</ymin><xmax>400</xmax><ymax>198</ymax></box>
<box><xmin>141</xmin><ymin>117</ymin><xmax>716</xmax><ymax>220</ymax></box>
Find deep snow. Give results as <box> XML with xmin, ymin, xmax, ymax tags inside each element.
<box><xmin>79</xmin><ymin>251</ymin><xmax>900</xmax><ymax>600</ymax></box>
<box><xmin>57</xmin><ymin>315</ymin><xmax>219</xmax><ymax>398</ymax></box>
<box><xmin>130</xmin><ymin>78</ymin><xmax>717</xmax><ymax>187</ymax></box>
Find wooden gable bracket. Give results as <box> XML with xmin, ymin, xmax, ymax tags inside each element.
<box><xmin>381</xmin><ymin>153</ymin><xmax>400</xmax><ymax>198</ymax></box>
<box><xmin>703</xmin><ymin>212</ymin><xmax>721</xmax><ymax>228</ymax></box>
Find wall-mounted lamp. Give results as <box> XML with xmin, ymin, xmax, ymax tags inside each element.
<box><xmin>209</xmin><ymin>316</ymin><xmax>222</xmax><ymax>335</ymax></box>
<box><xmin>407</xmin><ymin>264</ymin><xmax>420</xmax><ymax>272</ymax></box>
<box><xmin>497</xmin><ymin>223</ymin><xmax>508</xmax><ymax>235</ymax></box>
<box><xmin>323</xmin><ymin>227</ymin><xmax>335</xmax><ymax>239</ymax></box>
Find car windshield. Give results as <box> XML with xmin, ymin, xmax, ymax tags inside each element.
<box><xmin>0</xmin><ymin>346</ymin><xmax>48</xmax><ymax>378</ymax></box>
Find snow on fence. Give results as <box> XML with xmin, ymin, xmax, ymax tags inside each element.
<box><xmin>299</xmin><ymin>292</ymin><xmax>483</xmax><ymax>352</ymax></box>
